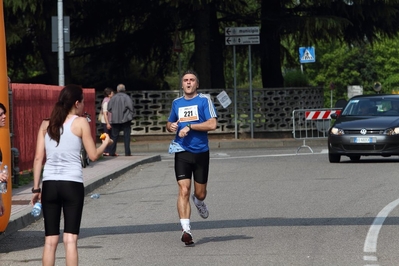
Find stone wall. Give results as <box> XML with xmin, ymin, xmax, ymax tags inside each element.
<box><xmin>95</xmin><ymin>87</ymin><xmax>324</xmax><ymax>136</ymax></box>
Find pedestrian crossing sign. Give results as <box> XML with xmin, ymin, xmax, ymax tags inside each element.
<box><xmin>299</xmin><ymin>46</ymin><xmax>316</xmax><ymax>63</ymax></box>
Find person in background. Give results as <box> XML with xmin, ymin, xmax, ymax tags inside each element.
<box><xmin>166</xmin><ymin>70</ymin><xmax>218</xmax><ymax>246</ymax></box>
<box><xmin>0</xmin><ymin>102</ymin><xmax>9</xmax><ymax>216</ymax></box>
<box><xmin>0</xmin><ymin>102</ymin><xmax>6</xmax><ymax>127</ymax></box>
<box><xmin>107</xmin><ymin>84</ymin><xmax>134</xmax><ymax>156</ymax></box>
<box><xmin>100</xmin><ymin>87</ymin><xmax>114</xmax><ymax>156</ymax></box>
<box><xmin>30</xmin><ymin>85</ymin><xmax>112</xmax><ymax>266</ymax></box>
<box><xmin>358</xmin><ymin>101</ymin><xmax>374</xmax><ymax>115</ymax></box>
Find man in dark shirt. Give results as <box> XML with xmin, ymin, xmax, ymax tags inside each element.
<box><xmin>107</xmin><ymin>84</ymin><xmax>134</xmax><ymax>156</ymax></box>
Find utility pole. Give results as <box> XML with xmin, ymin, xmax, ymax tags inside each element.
<box><xmin>58</xmin><ymin>0</ymin><xmax>64</xmax><ymax>86</ymax></box>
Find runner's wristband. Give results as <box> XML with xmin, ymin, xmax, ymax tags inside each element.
<box><xmin>32</xmin><ymin>188</ymin><xmax>41</xmax><ymax>193</ymax></box>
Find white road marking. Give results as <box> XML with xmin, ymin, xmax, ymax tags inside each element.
<box><xmin>211</xmin><ymin>152</ymin><xmax>314</xmax><ymax>160</ymax></box>
<box><xmin>162</xmin><ymin>150</ymin><xmax>325</xmax><ymax>162</ymax></box>
<box><xmin>213</xmin><ymin>153</ymin><xmax>229</xmax><ymax>157</ymax></box>
<box><xmin>363</xmin><ymin>255</ymin><xmax>377</xmax><ymax>261</ymax></box>
<box><xmin>363</xmin><ymin>198</ymin><xmax>399</xmax><ymax>265</ymax></box>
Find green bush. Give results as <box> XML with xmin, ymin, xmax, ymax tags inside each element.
<box><xmin>284</xmin><ymin>70</ymin><xmax>309</xmax><ymax>87</ymax></box>
<box><xmin>384</xmin><ymin>74</ymin><xmax>399</xmax><ymax>93</ymax></box>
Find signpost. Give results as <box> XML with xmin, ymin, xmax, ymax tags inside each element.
<box><xmin>225</xmin><ymin>26</ymin><xmax>260</xmax><ymax>36</ymax></box>
<box><xmin>348</xmin><ymin>85</ymin><xmax>363</xmax><ymax>99</ymax></box>
<box><xmin>51</xmin><ymin>16</ymin><xmax>70</xmax><ymax>52</ymax></box>
<box><xmin>216</xmin><ymin>90</ymin><xmax>232</xmax><ymax>109</ymax></box>
<box><xmin>299</xmin><ymin>46</ymin><xmax>316</xmax><ymax>63</ymax></box>
<box><xmin>57</xmin><ymin>0</ymin><xmax>65</xmax><ymax>86</ymax></box>
<box><xmin>225</xmin><ymin>36</ymin><xmax>260</xmax><ymax>46</ymax></box>
<box><xmin>329</xmin><ymin>82</ymin><xmax>335</xmax><ymax>109</ymax></box>
<box><xmin>225</xmin><ymin>26</ymin><xmax>260</xmax><ymax>139</ymax></box>
<box><xmin>299</xmin><ymin>46</ymin><xmax>316</xmax><ymax>74</ymax></box>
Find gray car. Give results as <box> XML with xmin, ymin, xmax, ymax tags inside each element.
<box><xmin>328</xmin><ymin>94</ymin><xmax>399</xmax><ymax>163</ymax></box>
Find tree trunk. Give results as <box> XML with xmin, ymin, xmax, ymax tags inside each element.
<box><xmin>260</xmin><ymin>0</ymin><xmax>284</xmax><ymax>88</ymax></box>
<box><xmin>209</xmin><ymin>2</ymin><xmax>225</xmax><ymax>89</ymax></box>
<box><xmin>193</xmin><ymin>4</ymin><xmax>212</xmax><ymax>89</ymax></box>
<box><xmin>35</xmin><ymin>32</ymin><xmax>59</xmax><ymax>85</ymax></box>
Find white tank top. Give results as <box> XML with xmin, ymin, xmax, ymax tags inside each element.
<box><xmin>42</xmin><ymin>116</ymin><xmax>83</xmax><ymax>183</ymax></box>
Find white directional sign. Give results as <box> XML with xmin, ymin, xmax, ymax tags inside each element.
<box><xmin>225</xmin><ymin>27</ymin><xmax>260</xmax><ymax>36</ymax></box>
<box><xmin>225</xmin><ymin>36</ymin><xmax>260</xmax><ymax>46</ymax></box>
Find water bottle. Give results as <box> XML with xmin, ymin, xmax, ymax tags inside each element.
<box><xmin>0</xmin><ymin>165</ymin><xmax>8</xmax><ymax>194</ymax></box>
<box><xmin>90</xmin><ymin>193</ymin><xmax>100</xmax><ymax>199</ymax></box>
<box><xmin>31</xmin><ymin>202</ymin><xmax>42</xmax><ymax>217</ymax></box>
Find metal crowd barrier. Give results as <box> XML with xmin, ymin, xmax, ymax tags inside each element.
<box><xmin>292</xmin><ymin>108</ymin><xmax>342</xmax><ymax>154</ymax></box>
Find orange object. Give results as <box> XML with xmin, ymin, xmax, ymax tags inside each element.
<box><xmin>100</xmin><ymin>133</ymin><xmax>106</xmax><ymax>140</ymax></box>
<box><xmin>0</xmin><ymin>0</ymin><xmax>12</xmax><ymax>233</ymax></box>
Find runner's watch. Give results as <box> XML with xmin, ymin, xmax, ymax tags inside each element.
<box><xmin>186</xmin><ymin>123</ymin><xmax>191</xmax><ymax>130</ymax></box>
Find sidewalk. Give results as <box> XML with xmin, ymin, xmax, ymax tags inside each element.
<box><xmin>1</xmin><ymin>137</ymin><xmax>326</xmax><ymax>240</ymax></box>
<box><xmin>1</xmin><ymin>154</ymin><xmax>161</xmax><ymax>241</ymax></box>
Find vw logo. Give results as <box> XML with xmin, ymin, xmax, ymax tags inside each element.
<box><xmin>360</xmin><ymin>129</ymin><xmax>367</xmax><ymax>135</ymax></box>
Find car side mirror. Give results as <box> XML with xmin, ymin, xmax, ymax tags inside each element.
<box><xmin>330</xmin><ymin>113</ymin><xmax>338</xmax><ymax>119</ymax></box>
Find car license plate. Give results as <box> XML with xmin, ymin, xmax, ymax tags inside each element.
<box><xmin>352</xmin><ymin>137</ymin><xmax>376</xmax><ymax>143</ymax></box>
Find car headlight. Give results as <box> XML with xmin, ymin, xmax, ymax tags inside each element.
<box><xmin>330</xmin><ymin>127</ymin><xmax>344</xmax><ymax>135</ymax></box>
<box><xmin>383</xmin><ymin>127</ymin><xmax>399</xmax><ymax>135</ymax></box>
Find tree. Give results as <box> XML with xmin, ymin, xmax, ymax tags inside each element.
<box><xmin>260</xmin><ymin>0</ymin><xmax>399</xmax><ymax>88</ymax></box>
<box><xmin>5</xmin><ymin>0</ymin><xmax>181</xmax><ymax>88</ymax></box>
<box><xmin>305</xmin><ymin>41</ymin><xmax>377</xmax><ymax>106</ymax></box>
<box><xmin>5</xmin><ymin>0</ymin><xmax>58</xmax><ymax>83</ymax></box>
<box><xmin>5</xmin><ymin>0</ymin><xmax>399</xmax><ymax>91</ymax></box>
<box><xmin>305</xmin><ymin>37</ymin><xmax>399</xmax><ymax>106</ymax></box>
<box><xmin>171</xmin><ymin>0</ymin><xmax>249</xmax><ymax>89</ymax></box>
<box><xmin>4</xmin><ymin>0</ymin><xmax>257</xmax><ymax>89</ymax></box>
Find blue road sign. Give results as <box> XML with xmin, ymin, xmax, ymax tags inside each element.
<box><xmin>299</xmin><ymin>47</ymin><xmax>315</xmax><ymax>63</ymax></box>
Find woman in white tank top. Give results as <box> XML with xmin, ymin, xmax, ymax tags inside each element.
<box><xmin>31</xmin><ymin>84</ymin><xmax>112</xmax><ymax>266</ymax></box>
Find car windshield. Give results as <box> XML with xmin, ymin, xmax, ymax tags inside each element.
<box><xmin>341</xmin><ymin>98</ymin><xmax>399</xmax><ymax>116</ymax></box>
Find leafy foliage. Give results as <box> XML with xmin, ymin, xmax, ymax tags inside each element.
<box><xmin>303</xmin><ymin>37</ymin><xmax>399</xmax><ymax>106</ymax></box>
<box><xmin>4</xmin><ymin>0</ymin><xmax>399</xmax><ymax>92</ymax></box>
<box><xmin>284</xmin><ymin>70</ymin><xmax>309</xmax><ymax>87</ymax></box>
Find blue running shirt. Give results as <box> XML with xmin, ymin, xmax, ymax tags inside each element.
<box><xmin>168</xmin><ymin>93</ymin><xmax>217</xmax><ymax>153</ymax></box>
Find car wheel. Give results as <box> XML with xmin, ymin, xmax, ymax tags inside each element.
<box><xmin>329</xmin><ymin>153</ymin><xmax>341</xmax><ymax>163</ymax></box>
<box><xmin>349</xmin><ymin>155</ymin><xmax>361</xmax><ymax>161</ymax></box>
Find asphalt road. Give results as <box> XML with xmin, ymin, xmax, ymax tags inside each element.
<box><xmin>1</xmin><ymin>146</ymin><xmax>399</xmax><ymax>266</ymax></box>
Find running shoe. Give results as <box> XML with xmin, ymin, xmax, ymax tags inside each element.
<box><xmin>191</xmin><ymin>194</ymin><xmax>209</xmax><ymax>219</ymax></box>
<box><xmin>181</xmin><ymin>230</ymin><xmax>194</xmax><ymax>246</ymax></box>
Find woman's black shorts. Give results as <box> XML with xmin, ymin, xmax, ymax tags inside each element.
<box><xmin>42</xmin><ymin>180</ymin><xmax>84</xmax><ymax>236</ymax></box>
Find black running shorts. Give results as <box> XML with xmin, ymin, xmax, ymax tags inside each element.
<box><xmin>42</xmin><ymin>180</ymin><xmax>84</xmax><ymax>236</ymax></box>
<box><xmin>174</xmin><ymin>150</ymin><xmax>209</xmax><ymax>184</ymax></box>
